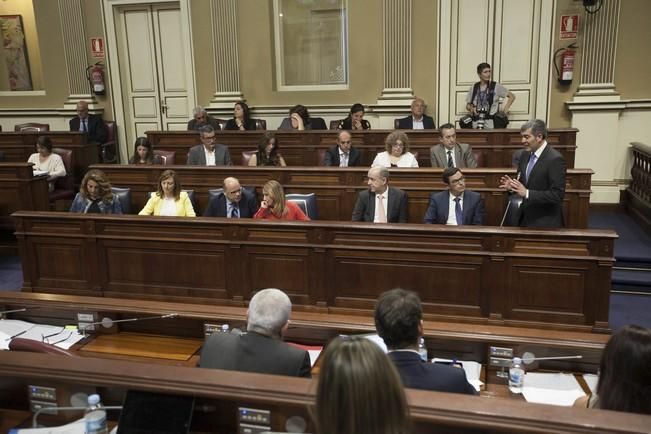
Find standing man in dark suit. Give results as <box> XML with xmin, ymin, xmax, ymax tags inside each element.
<box><xmin>199</xmin><ymin>288</ymin><xmax>311</xmax><ymax>378</ymax></box>
<box><xmin>430</xmin><ymin>123</ymin><xmax>478</xmax><ymax>168</ymax></box>
<box><xmin>323</xmin><ymin>131</ymin><xmax>361</xmax><ymax>167</ymax></box>
<box><xmin>375</xmin><ymin>288</ymin><xmax>477</xmax><ymax>395</ymax></box>
<box><xmin>423</xmin><ymin>167</ymin><xmax>485</xmax><ymax>225</ymax></box>
<box><xmin>204</xmin><ymin>177</ymin><xmax>259</xmax><ymax>218</ymax></box>
<box><xmin>187</xmin><ymin>125</ymin><xmax>232</xmax><ymax>166</ymax></box>
<box><xmin>499</xmin><ymin>119</ymin><xmax>566</xmax><ymax>228</ymax></box>
<box><xmin>69</xmin><ymin>101</ymin><xmax>108</xmax><ymax>144</ymax></box>
<box><xmin>352</xmin><ymin>166</ymin><xmax>408</xmax><ymax>223</ymax></box>
<box><xmin>396</xmin><ymin>97</ymin><xmax>436</xmax><ymax>129</ymax></box>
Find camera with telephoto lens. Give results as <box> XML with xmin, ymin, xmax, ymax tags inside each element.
<box><xmin>475</xmin><ymin>107</ymin><xmax>488</xmax><ymax>129</ymax></box>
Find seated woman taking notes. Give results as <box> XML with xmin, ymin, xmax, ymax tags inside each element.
<box><xmin>253</xmin><ymin>180</ymin><xmax>309</xmax><ymax>221</ymax></box>
<box><xmin>27</xmin><ymin>136</ymin><xmax>66</xmax><ymax>192</ymax></box>
<box><xmin>139</xmin><ymin>170</ymin><xmax>196</xmax><ymax>217</ymax></box>
<box><xmin>70</xmin><ymin>169</ymin><xmax>122</xmax><ymax>214</ymax></box>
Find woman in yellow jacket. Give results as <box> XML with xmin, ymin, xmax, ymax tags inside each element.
<box><xmin>139</xmin><ymin>169</ymin><xmax>196</xmax><ymax>217</ymax></box>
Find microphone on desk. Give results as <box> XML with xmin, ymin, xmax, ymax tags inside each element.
<box><xmin>78</xmin><ymin>313</ymin><xmax>179</xmax><ymax>335</ymax></box>
<box><xmin>500</xmin><ymin>172</ymin><xmax>521</xmax><ymax>227</ymax></box>
<box><xmin>0</xmin><ymin>307</ymin><xmax>27</xmax><ymax>319</ymax></box>
<box><xmin>521</xmin><ymin>351</ymin><xmax>582</xmax><ymax>365</ymax></box>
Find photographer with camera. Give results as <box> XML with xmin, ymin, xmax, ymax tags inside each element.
<box><xmin>463</xmin><ymin>62</ymin><xmax>514</xmax><ymax>129</ymax></box>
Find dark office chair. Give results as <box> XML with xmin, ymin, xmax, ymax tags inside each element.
<box><xmin>111</xmin><ymin>187</ymin><xmax>132</xmax><ymax>214</ymax></box>
<box><xmin>286</xmin><ymin>193</ymin><xmax>318</xmax><ymax>219</ymax></box>
<box><xmin>153</xmin><ymin>150</ymin><xmax>176</xmax><ymax>165</ymax></box>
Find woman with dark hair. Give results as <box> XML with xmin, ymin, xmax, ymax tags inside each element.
<box><xmin>225</xmin><ymin>101</ymin><xmax>256</xmax><ymax>131</ymax></box>
<box><xmin>253</xmin><ymin>180</ymin><xmax>309</xmax><ymax>221</ymax></box>
<box><xmin>128</xmin><ymin>137</ymin><xmax>162</xmax><ymax>165</ymax></box>
<box><xmin>314</xmin><ymin>337</ymin><xmax>410</xmax><ymax>434</ymax></box>
<box><xmin>574</xmin><ymin>325</ymin><xmax>651</xmax><ymax>414</ymax></box>
<box><xmin>278</xmin><ymin>104</ymin><xmax>325</xmax><ymax>130</ymax></box>
<box><xmin>138</xmin><ymin>170</ymin><xmax>195</xmax><ymax>217</ymax></box>
<box><xmin>27</xmin><ymin>136</ymin><xmax>66</xmax><ymax>192</ymax></box>
<box><xmin>337</xmin><ymin>103</ymin><xmax>371</xmax><ymax>130</ymax></box>
<box><xmin>70</xmin><ymin>169</ymin><xmax>122</xmax><ymax>214</ymax></box>
<box><xmin>248</xmin><ymin>132</ymin><xmax>286</xmax><ymax>167</ymax></box>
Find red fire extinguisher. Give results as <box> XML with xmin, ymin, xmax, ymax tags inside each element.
<box><xmin>554</xmin><ymin>43</ymin><xmax>577</xmax><ymax>86</ymax></box>
<box><xmin>86</xmin><ymin>62</ymin><xmax>106</xmax><ymax>96</ymax></box>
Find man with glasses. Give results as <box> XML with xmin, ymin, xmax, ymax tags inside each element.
<box><xmin>430</xmin><ymin>123</ymin><xmax>477</xmax><ymax>168</ymax></box>
<box><xmin>187</xmin><ymin>106</ymin><xmax>221</xmax><ymax>131</ymax></box>
<box><xmin>423</xmin><ymin>167</ymin><xmax>485</xmax><ymax>225</ymax></box>
<box><xmin>323</xmin><ymin>130</ymin><xmax>361</xmax><ymax>167</ymax></box>
<box><xmin>69</xmin><ymin>100</ymin><xmax>108</xmax><ymax>144</ymax></box>
<box><xmin>204</xmin><ymin>177</ymin><xmax>259</xmax><ymax>218</ymax></box>
<box><xmin>187</xmin><ymin>125</ymin><xmax>232</xmax><ymax>166</ymax></box>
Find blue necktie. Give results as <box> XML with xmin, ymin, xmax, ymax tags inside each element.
<box><xmin>231</xmin><ymin>205</ymin><xmax>239</xmax><ymax>218</ymax></box>
<box><xmin>525</xmin><ymin>153</ymin><xmax>538</xmax><ymax>181</ymax></box>
<box><xmin>81</xmin><ymin>119</ymin><xmax>87</xmax><ymax>132</ymax></box>
<box><xmin>454</xmin><ymin>197</ymin><xmax>463</xmax><ymax>225</ymax></box>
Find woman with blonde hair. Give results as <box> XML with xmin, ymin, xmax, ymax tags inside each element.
<box><xmin>372</xmin><ymin>131</ymin><xmax>419</xmax><ymax>168</ymax></box>
<box><xmin>314</xmin><ymin>337</ymin><xmax>410</xmax><ymax>434</ymax></box>
<box><xmin>138</xmin><ymin>170</ymin><xmax>195</xmax><ymax>217</ymax></box>
<box><xmin>70</xmin><ymin>169</ymin><xmax>122</xmax><ymax>214</ymax></box>
<box><xmin>253</xmin><ymin>180</ymin><xmax>309</xmax><ymax>221</ymax></box>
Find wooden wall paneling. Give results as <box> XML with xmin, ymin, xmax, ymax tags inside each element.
<box><xmin>0</xmin><ymin>163</ymin><xmax>49</xmax><ymax>229</ymax></box>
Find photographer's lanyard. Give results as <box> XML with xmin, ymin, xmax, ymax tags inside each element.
<box><xmin>477</xmin><ymin>86</ymin><xmax>490</xmax><ymax>112</ymax></box>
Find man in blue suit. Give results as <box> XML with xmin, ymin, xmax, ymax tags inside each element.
<box><xmin>375</xmin><ymin>289</ymin><xmax>477</xmax><ymax>395</ymax></box>
<box><xmin>423</xmin><ymin>167</ymin><xmax>485</xmax><ymax>225</ymax></box>
<box><xmin>203</xmin><ymin>177</ymin><xmax>258</xmax><ymax>218</ymax></box>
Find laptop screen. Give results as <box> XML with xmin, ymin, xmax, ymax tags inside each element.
<box><xmin>117</xmin><ymin>390</ymin><xmax>194</xmax><ymax>434</ymax></box>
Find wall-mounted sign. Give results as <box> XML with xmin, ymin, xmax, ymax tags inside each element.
<box><xmin>90</xmin><ymin>37</ymin><xmax>105</xmax><ymax>58</ymax></box>
<box><xmin>560</xmin><ymin>15</ymin><xmax>579</xmax><ymax>40</ymax></box>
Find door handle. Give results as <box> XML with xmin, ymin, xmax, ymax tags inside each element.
<box><xmin>160</xmin><ymin>99</ymin><xmax>168</xmax><ymax>114</ymax></box>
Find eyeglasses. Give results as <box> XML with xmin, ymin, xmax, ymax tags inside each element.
<box><xmin>201</xmin><ymin>135</ymin><xmax>216</xmax><ymax>142</ymax></box>
<box><xmin>449</xmin><ymin>177</ymin><xmax>466</xmax><ymax>185</ymax></box>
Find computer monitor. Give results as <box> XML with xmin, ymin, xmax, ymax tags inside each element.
<box><xmin>116</xmin><ymin>390</ymin><xmax>194</xmax><ymax>434</ymax></box>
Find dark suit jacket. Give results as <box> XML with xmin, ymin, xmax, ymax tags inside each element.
<box><xmin>187</xmin><ymin>144</ymin><xmax>232</xmax><ymax>166</ymax></box>
<box><xmin>517</xmin><ymin>144</ymin><xmax>566</xmax><ymax>228</ymax></box>
<box><xmin>430</xmin><ymin>143</ymin><xmax>478</xmax><ymax>168</ymax></box>
<box><xmin>69</xmin><ymin>114</ymin><xmax>108</xmax><ymax>144</ymax></box>
<box><xmin>199</xmin><ymin>331</ymin><xmax>311</xmax><ymax>378</ymax></box>
<box><xmin>351</xmin><ymin>187</ymin><xmax>408</xmax><ymax>223</ymax></box>
<box><xmin>423</xmin><ymin>190</ymin><xmax>485</xmax><ymax>225</ymax></box>
<box><xmin>323</xmin><ymin>145</ymin><xmax>361</xmax><ymax>167</ymax></box>
<box><xmin>187</xmin><ymin>116</ymin><xmax>222</xmax><ymax>131</ymax></box>
<box><xmin>224</xmin><ymin>118</ymin><xmax>256</xmax><ymax>131</ymax></box>
<box><xmin>388</xmin><ymin>351</ymin><xmax>477</xmax><ymax>395</ymax></box>
<box><xmin>203</xmin><ymin>189</ymin><xmax>259</xmax><ymax>217</ymax></box>
<box><xmin>397</xmin><ymin>115</ymin><xmax>435</xmax><ymax>129</ymax></box>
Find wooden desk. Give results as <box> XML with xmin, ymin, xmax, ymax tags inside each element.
<box><xmin>146</xmin><ymin>128</ymin><xmax>578</xmax><ymax>168</ymax></box>
<box><xmin>1</xmin><ymin>352</ymin><xmax>650</xmax><ymax>434</ymax></box>
<box><xmin>13</xmin><ymin>212</ymin><xmax>615</xmax><ymax>332</ymax></box>
<box><xmin>0</xmin><ymin>163</ymin><xmax>49</xmax><ymax>230</ymax></box>
<box><xmin>0</xmin><ymin>131</ymin><xmax>99</xmax><ymax>184</ymax></box>
<box><xmin>91</xmin><ymin>165</ymin><xmax>593</xmax><ymax>228</ymax></box>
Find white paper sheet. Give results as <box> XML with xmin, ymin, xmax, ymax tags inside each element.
<box><xmin>362</xmin><ymin>333</ymin><xmax>388</xmax><ymax>353</ymax></box>
<box><xmin>583</xmin><ymin>373</ymin><xmax>599</xmax><ymax>394</ymax></box>
<box><xmin>521</xmin><ymin>372</ymin><xmax>586</xmax><ymax>406</ymax></box>
<box><xmin>9</xmin><ymin>418</ymin><xmax>85</xmax><ymax>434</ymax></box>
<box><xmin>432</xmin><ymin>358</ymin><xmax>484</xmax><ymax>392</ymax></box>
<box><xmin>0</xmin><ymin>319</ymin><xmax>84</xmax><ymax>350</ymax></box>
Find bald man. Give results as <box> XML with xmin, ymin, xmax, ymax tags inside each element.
<box><xmin>396</xmin><ymin>97</ymin><xmax>436</xmax><ymax>130</ymax></box>
<box><xmin>352</xmin><ymin>166</ymin><xmax>408</xmax><ymax>223</ymax></box>
<box><xmin>69</xmin><ymin>101</ymin><xmax>108</xmax><ymax>144</ymax></box>
<box><xmin>203</xmin><ymin>177</ymin><xmax>259</xmax><ymax>218</ymax></box>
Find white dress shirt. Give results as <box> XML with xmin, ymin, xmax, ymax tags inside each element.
<box><xmin>412</xmin><ymin>117</ymin><xmax>424</xmax><ymax>129</ymax></box>
<box><xmin>339</xmin><ymin>148</ymin><xmax>349</xmax><ymax>167</ymax></box>
<box><xmin>204</xmin><ymin>148</ymin><xmax>216</xmax><ymax>166</ymax></box>
<box><xmin>373</xmin><ymin>189</ymin><xmax>389</xmax><ymax>223</ymax></box>
<box><xmin>371</xmin><ymin>151</ymin><xmax>419</xmax><ymax>168</ymax></box>
<box><xmin>160</xmin><ymin>198</ymin><xmax>177</xmax><ymax>216</ymax></box>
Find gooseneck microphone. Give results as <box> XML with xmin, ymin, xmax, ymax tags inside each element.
<box><xmin>79</xmin><ymin>313</ymin><xmax>178</xmax><ymax>335</ymax></box>
<box><xmin>500</xmin><ymin>172</ymin><xmax>521</xmax><ymax>227</ymax></box>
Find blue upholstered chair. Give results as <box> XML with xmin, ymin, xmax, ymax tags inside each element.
<box><xmin>111</xmin><ymin>187</ymin><xmax>132</xmax><ymax>214</ymax></box>
<box><xmin>286</xmin><ymin>193</ymin><xmax>318</xmax><ymax>220</ymax></box>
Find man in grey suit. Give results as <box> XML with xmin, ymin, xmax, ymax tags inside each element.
<box><xmin>352</xmin><ymin>166</ymin><xmax>408</xmax><ymax>223</ymax></box>
<box><xmin>430</xmin><ymin>123</ymin><xmax>478</xmax><ymax>168</ymax></box>
<box><xmin>199</xmin><ymin>288</ymin><xmax>311</xmax><ymax>377</ymax></box>
<box><xmin>187</xmin><ymin>125</ymin><xmax>232</xmax><ymax>166</ymax></box>
<box><xmin>423</xmin><ymin>167</ymin><xmax>485</xmax><ymax>225</ymax></box>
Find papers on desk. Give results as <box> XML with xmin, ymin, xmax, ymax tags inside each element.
<box><xmin>286</xmin><ymin>342</ymin><xmax>323</xmax><ymax>367</ymax></box>
<box><xmin>521</xmin><ymin>372</ymin><xmax>586</xmax><ymax>406</ymax></box>
<box><xmin>33</xmin><ymin>170</ymin><xmax>48</xmax><ymax>177</ymax></box>
<box><xmin>583</xmin><ymin>373</ymin><xmax>599</xmax><ymax>394</ymax></box>
<box><xmin>0</xmin><ymin>319</ymin><xmax>84</xmax><ymax>350</ymax></box>
<box><xmin>432</xmin><ymin>358</ymin><xmax>483</xmax><ymax>392</ymax></box>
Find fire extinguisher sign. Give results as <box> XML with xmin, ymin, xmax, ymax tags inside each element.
<box><xmin>560</xmin><ymin>15</ymin><xmax>579</xmax><ymax>40</ymax></box>
<box><xmin>90</xmin><ymin>37</ymin><xmax>105</xmax><ymax>59</ymax></box>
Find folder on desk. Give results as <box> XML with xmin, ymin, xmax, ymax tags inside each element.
<box><xmin>521</xmin><ymin>372</ymin><xmax>586</xmax><ymax>406</ymax></box>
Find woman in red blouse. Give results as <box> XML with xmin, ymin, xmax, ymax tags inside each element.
<box><xmin>254</xmin><ymin>180</ymin><xmax>310</xmax><ymax>221</ymax></box>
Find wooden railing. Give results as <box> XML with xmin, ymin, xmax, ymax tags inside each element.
<box><xmin>626</xmin><ymin>142</ymin><xmax>651</xmax><ymax>232</ymax></box>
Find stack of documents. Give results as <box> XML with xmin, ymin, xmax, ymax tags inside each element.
<box><xmin>0</xmin><ymin>319</ymin><xmax>84</xmax><ymax>350</ymax></box>
<box><xmin>521</xmin><ymin>372</ymin><xmax>586</xmax><ymax>406</ymax></box>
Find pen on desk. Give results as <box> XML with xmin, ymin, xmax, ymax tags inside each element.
<box><xmin>5</xmin><ymin>329</ymin><xmax>27</xmax><ymax>341</ymax></box>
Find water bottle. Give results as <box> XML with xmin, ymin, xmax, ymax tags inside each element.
<box><xmin>221</xmin><ymin>324</ymin><xmax>230</xmax><ymax>333</ymax></box>
<box><xmin>417</xmin><ymin>337</ymin><xmax>428</xmax><ymax>362</ymax></box>
<box><xmin>509</xmin><ymin>357</ymin><xmax>525</xmax><ymax>393</ymax></box>
<box><xmin>85</xmin><ymin>394</ymin><xmax>108</xmax><ymax>434</ymax></box>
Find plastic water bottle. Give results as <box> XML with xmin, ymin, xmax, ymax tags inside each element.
<box><xmin>221</xmin><ymin>324</ymin><xmax>230</xmax><ymax>333</ymax></box>
<box><xmin>509</xmin><ymin>357</ymin><xmax>525</xmax><ymax>393</ymax></box>
<box><xmin>418</xmin><ymin>337</ymin><xmax>428</xmax><ymax>362</ymax></box>
<box><xmin>85</xmin><ymin>394</ymin><xmax>108</xmax><ymax>434</ymax></box>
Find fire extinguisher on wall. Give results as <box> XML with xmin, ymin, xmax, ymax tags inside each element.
<box><xmin>86</xmin><ymin>61</ymin><xmax>106</xmax><ymax>96</ymax></box>
<box><xmin>554</xmin><ymin>43</ymin><xmax>577</xmax><ymax>85</ymax></box>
